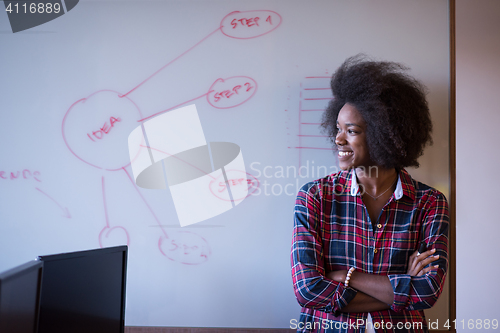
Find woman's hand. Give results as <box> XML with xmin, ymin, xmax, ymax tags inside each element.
<box><xmin>406</xmin><ymin>248</ymin><xmax>440</xmax><ymax>276</ymax></box>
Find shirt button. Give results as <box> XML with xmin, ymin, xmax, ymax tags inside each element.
<box><xmin>377</xmin><ymin>224</ymin><xmax>382</xmax><ymax>229</ymax></box>
<box><xmin>374</xmin><ymin>249</ymin><xmax>378</xmax><ymax>253</ymax></box>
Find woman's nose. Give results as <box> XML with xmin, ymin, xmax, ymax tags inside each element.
<box><xmin>335</xmin><ymin>131</ymin><xmax>346</xmax><ymax>146</ymax></box>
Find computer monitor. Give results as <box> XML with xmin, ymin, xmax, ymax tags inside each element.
<box><xmin>0</xmin><ymin>260</ymin><xmax>44</xmax><ymax>333</ymax></box>
<box><xmin>37</xmin><ymin>246</ymin><xmax>127</xmax><ymax>333</ymax></box>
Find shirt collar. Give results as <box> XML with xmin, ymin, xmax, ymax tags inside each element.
<box><xmin>350</xmin><ymin>168</ymin><xmax>404</xmax><ymax>200</ymax></box>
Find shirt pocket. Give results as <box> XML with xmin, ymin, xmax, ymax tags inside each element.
<box><xmin>387</xmin><ymin>230</ymin><xmax>419</xmax><ymax>271</ymax></box>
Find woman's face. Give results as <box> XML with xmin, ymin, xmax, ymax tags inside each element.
<box><xmin>335</xmin><ymin>103</ymin><xmax>372</xmax><ymax>170</ymax></box>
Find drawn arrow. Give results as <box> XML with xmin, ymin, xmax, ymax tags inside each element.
<box><xmin>35</xmin><ymin>187</ymin><xmax>71</xmax><ymax>218</ymax></box>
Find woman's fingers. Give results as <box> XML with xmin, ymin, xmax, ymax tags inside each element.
<box><xmin>415</xmin><ymin>254</ymin><xmax>440</xmax><ymax>270</ymax></box>
<box><xmin>407</xmin><ymin>248</ymin><xmax>440</xmax><ymax>276</ymax></box>
<box><xmin>417</xmin><ymin>265</ymin><xmax>440</xmax><ymax>277</ymax></box>
<box><xmin>417</xmin><ymin>248</ymin><xmax>436</xmax><ymax>258</ymax></box>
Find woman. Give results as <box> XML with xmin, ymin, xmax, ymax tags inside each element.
<box><xmin>291</xmin><ymin>55</ymin><xmax>449</xmax><ymax>333</ymax></box>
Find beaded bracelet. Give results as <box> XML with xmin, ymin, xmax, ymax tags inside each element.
<box><xmin>344</xmin><ymin>267</ymin><xmax>355</xmax><ymax>287</ymax></box>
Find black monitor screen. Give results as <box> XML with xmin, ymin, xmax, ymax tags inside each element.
<box><xmin>37</xmin><ymin>246</ymin><xmax>127</xmax><ymax>333</ymax></box>
<box><xmin>0</xmin><ymin>260</ymin><xmax>43</xmax><ymax>333</ymax></box>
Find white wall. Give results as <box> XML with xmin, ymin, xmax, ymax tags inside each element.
<box><xmin>456</xmin><ymin>0</ymin><xmax>500</xmax><ymax>330</ymax></box>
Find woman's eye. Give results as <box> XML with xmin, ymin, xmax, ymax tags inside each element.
<box><xmin>348</xmin><ymin>129</ymin><xmax>357</xmax><ymax>134</ymax></box>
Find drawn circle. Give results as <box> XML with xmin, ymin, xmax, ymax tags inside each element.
<box><xmin>220</xmin><ymin>10</ymin><xmax>282</xmax><ymax>39</ymax></box>
<box><xmin>62</xmin><ymin>90</ymin><xmax>143</xmax><ymax>171</ymax></box>
<box><xmin>99</xmin><ymin>226</ymin><xmax>130</xmax><ymax>248</ymax></box>
<box><xmin>209</xmin><ymin>170</ymin><xmax>259</xmax><ymax>201</ymax></box>
<box><xmin>158</xmin><ymin>231</ymin><xmax>211</xmax><ymax>265</ymax></box>
<box><xmin>207</xmin><ymin>76</ymin><xmax>257</xmax><ymax>109</ymax></box>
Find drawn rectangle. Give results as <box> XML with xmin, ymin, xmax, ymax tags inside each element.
<box><xmin>301</xmin><ymin>99</ymin><xmax>330</xmax><ymax>111</ymax></box>
<box><xmin>302</xmin><ymin>89</ymin><xmax>333</xmax><ymax>99</ymax></box>
<box><xmin>299</xmin><ymin>123</ymin><xmax>325</xmax><ymax>136</ymax></box>
<box><xmin>300</xmin><ymin>110</ymin><xmax>324</xmax><ymax>124</ymax></box>
<box><xmin>301</xmin><ymin>77</ymin><xmax>331</xmax><ymax>89</ymax></box>
<box><xmin>298</xmin><ymin>136</ymin><xmax>332</xmax><ymax>149</ymax></box>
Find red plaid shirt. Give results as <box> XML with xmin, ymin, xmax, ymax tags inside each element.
<box><xmin>291</xmin><ymin>169</ymin><xmax>449</xmax><ymax>332</ymax></box>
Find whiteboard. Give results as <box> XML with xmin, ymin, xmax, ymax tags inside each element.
<box><xmin>0</xmin><ymin>0</ymin><xmax>450</xmax><ymax>328</ymax></box>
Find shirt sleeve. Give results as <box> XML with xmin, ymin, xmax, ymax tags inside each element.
<box><xmin>291</xmin><ymin>182</ymin><xmax>357</xmax><ymax>314</ymax></box>
<box><xmin>388</xmin><ymin>191</ymin><xmax>449</xmax><ymax>312</ymax></box>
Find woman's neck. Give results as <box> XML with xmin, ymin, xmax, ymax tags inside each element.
<box><xmin>355</xmin><ymin>166</ymin><xmax>398</xmax><ymax>194</ymax></box>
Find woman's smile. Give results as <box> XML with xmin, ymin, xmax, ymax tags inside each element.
<box><xmin>338</xmin><ymin>150</ymin><xmax>354</xmax><ymax>158</ymax></box>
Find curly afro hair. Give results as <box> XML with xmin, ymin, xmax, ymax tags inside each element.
<box><xmin>321</xmin><ymin>54</ymin><xmax>433</xmax><ymax>169</ymax></box>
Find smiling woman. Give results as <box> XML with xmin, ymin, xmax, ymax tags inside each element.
<box><xmin>291</xmin><ymin>55</ymin><xmax>449</xmax><ymax>333</ymax></box>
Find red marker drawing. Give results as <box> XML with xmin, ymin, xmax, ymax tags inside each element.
<box><xmin>35</xmin><ymin>188</ymin><xmax>71</xmax><ymax>219</ymax></box>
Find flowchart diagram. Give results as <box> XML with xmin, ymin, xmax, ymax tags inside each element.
<box><xmin>60</xmin><ymin>10</ymin><xmax>281</xmax><ymax>264</ymax></box>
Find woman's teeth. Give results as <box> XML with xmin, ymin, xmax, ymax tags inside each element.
<box><xmin>339</xmin><ymin>151</ymin><xmax>353</xmax><ymax>157</ymax></box>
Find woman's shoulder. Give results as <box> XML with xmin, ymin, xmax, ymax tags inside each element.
<box><xmin>400</xmin><ymin>169</ymin><xmax>448</xmax><ymax>203</ymax></box>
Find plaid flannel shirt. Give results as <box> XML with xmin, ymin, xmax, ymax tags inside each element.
<box><xmin>291</xmin><ymin>169</ymin><xmax>449</xmax><ymax>332</ymax></box>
